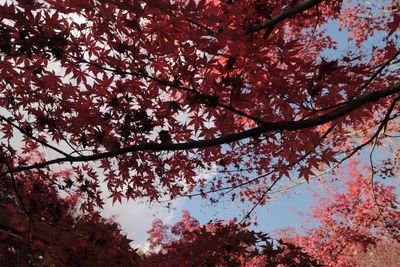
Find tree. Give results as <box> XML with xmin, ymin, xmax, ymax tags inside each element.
<box><xmin>0</xmin><ymin>0</ymin><xmax>399</xmax><ymax>264</ymax></box>
<box><xmin>0</xmin><ymin>151</ymin><xmax>139</xmax><ymax>266</ymax></box>
<box><xmin>280</xmin><ymin>161</ymin><xmax>400</xmax><ymax>267</ymax></box>
<box><xmin>142</xmin><ymin>211</ymin><xmax>319</xmax><ymax>266</ymax></box>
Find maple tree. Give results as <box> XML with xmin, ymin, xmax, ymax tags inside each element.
<box><xmin>0</xmin><ymin>0</ymin><xmax>399</xmax><ymax>265</ymax></box>
<box><xmin>280</xmin><ymin>161</ymin><xmax>400</xmax><ymax>267</ymax></box>
<box><xmin>142</xmin><ymin>210</ymin><xmax>319</xmax><ymax>266</ymax></box>
<box><xmin>0</xmin><ymin>151</ymin><xmax>139</xmax><ymax>266</ymax></box>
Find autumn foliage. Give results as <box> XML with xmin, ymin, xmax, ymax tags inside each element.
<box><xmin>0</xmin><ymin>152</ymin><xmax>139</xmax><ymax>266</ymax></box>
<box><xmin>142</xmin><ymin>211</ymin><xmax>319</xmax><ymax>267</ymax></box>
<box><xmin>281</xmin><ymin>162</ymin><xmax>400</xmax><ymax>266</ymax></box>
<box><xmin>0</xmin><ymin>0</ymin><xmax>399</xmax><ymax>265</ymax></box>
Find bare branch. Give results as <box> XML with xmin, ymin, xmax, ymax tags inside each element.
<box><xmin>0</xmin><ymin>115</ymin><xmax>72</xmax><ymax>159</ymax></box>
<box><xmin>247</xmin><ymin>0</ymin><xmax>324</xmax><ymax>33</ymax></box>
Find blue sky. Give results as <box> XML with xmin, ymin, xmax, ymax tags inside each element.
<box><xmin>171</xmin><ymin>179</ymin><xmax>317</xmax><ymax>234</ymax></box>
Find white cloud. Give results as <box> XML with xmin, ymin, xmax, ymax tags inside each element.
<box><xmin>101</xmin><ymin>198</ymin><xmax>183</xmax><ymax>248</ymax></box>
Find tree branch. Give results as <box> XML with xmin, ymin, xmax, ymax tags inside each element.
<box><xmin>247</xmin><ymin>0</ymin><xmax>324</xmax><ymax>33</ymax></box>
<box><xmin>239</xmin><ymin>178</ymin><xmax>280</xmax><ymax>225</ymax></box>
<box><xmin>0</xmin><ymin>115</ymin><xmax>71</xmax><ymax>159</ymax></box>
<box><xmin>2</xmin><ymin>81</ymin><xmax>399</xmax><ymax>175</ymax></box>
<box><xmin>64</xmin><ymin>51</ymin><xmax>268</xmax><ymax>125</ymax></box>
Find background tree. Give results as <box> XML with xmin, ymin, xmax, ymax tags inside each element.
<box><xmin>142</xmin><ymin>211</ymin><xmax>319</xmax><ymax>266</ymax></box>
<box><xmin>0</xmin><ymin>151</ymin><xmax>139</xmax><ymax>266</ymax></box>
<box><xmin>280</xmin><ymin>161</ymin><xmax>400</xmax><ymax>267</ymax></box>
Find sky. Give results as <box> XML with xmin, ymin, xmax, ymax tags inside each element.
<box><xmin>101</xmin><ymin>171</ymin><xmax>320</xmax><ymax>247</ymax></box>
<box><xmin>101</xmin><ymin>198</ymin><xmax>183</xmax><ymax>246</ymax></box>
